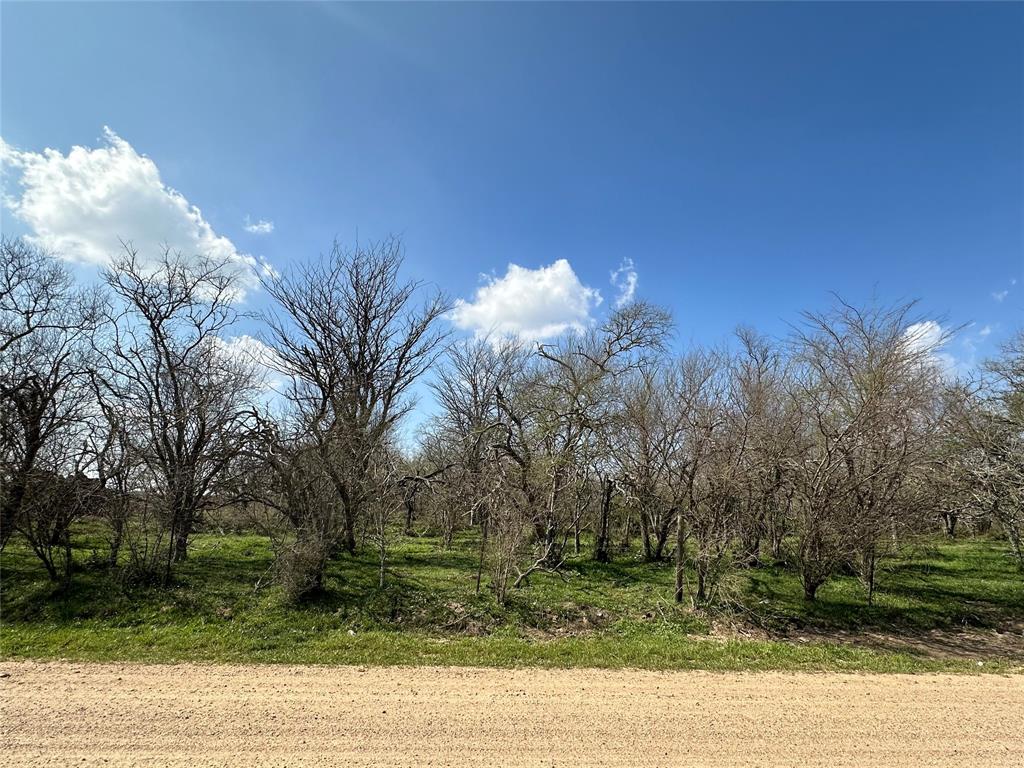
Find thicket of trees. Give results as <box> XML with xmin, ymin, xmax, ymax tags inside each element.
<box><xmin>2</xmin><ymin>236</ymin><xmax>1021</xmax><ymax>607</ymax></box>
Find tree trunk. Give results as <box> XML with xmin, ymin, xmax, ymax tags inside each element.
<box><xmin>475</xmin><ymin>514</ymin><xmax>489</xmax><ymax>594</ymax></box>
<box><xmin>1</xmin><ymin>421</ymin><xmax>42</xmax><ymax>550</ymax></box>
<box><xmin>802</xmin><ymin>575</ymin><xmax>821</xmax><ymax>602</ymax></box>
<box><xmin>40</xmin><ymin>553</ymin><xmax>59</xmax><ymax>582</ymax></box>
<box><xmin>343</xmin><ymin>505</ymin><xmax>358</xmax><ymax>554</ymax></box>
<box><xmin>770</xmin><ymin>527</ymin><xmax>785</xmax><ymax>562</ymax></box>
<box><xmin>172</xmin><ymin>527</ymin><xmax>190</xmax><ymax>562</ymax></box>
<box><xmin>60</xmin><ymin>529</ymin><xmax>74</xmax><ymax>588</ymax></box>
<box><xmin>595</xmin><ymin>479</ymin><xmax>612</xmax><ymax>563</ymax></box>
<box><xmin>639</xmin><ymin>508</ymin><xmax>653</xmax><ymax>561</ymax></box>
<box><xmin>862</xmin><ymin>547</ymin><xmax>878</xmax><ymax>606</ymax></box>
<box><xmin>1003</xmin><ymin>520</ymin><xmax>1024</xmax><ymax>571</ymax></box>
<box><xmin>740</xmin><ymin>531</ymin><xmax>761</xmax><ymax>568</ymax></box>
<box><xmin>673</xmin><ymin>508</ymin><xmax>685</xmax><ymax>603</ymax></box>
<box><xmin>171</xmin><ymin>497</ymin><xmax>196</xmax><ymax>563</ymax></box>
<box><xmin>0</xmin><ymin>478</ymin><xmax>27</xmax><ymax>550</ymax></box>
<box><xmin>652</xmin><ymin>517</ymin><xmax>671</xmax><ymax>561</ymax></box>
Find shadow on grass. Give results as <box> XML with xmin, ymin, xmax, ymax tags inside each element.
<box><xmin>3</xmin><ymin>526</ymin><xmax>1021</xmax><ymax>666</ymax></box>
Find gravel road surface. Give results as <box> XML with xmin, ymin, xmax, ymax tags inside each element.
<box><xmin>1</xmin><ymin>661</ymin><xmax>1021</xmax><ymax>766</ymax></box>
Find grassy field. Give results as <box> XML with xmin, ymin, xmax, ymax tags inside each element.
<box><xmin>2</xmin><ymin>523</ymin><xmax>1022</xmax><ymax>673</ymax></box>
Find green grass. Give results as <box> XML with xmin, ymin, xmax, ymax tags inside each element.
<box><xmin>739</xmin><ymin>541</ymin><xmax>1024</xmax><ymax>633</ymax></box>
<box><xmin>2</xmin><ymin>523</ymin><xmax>1021</xmax><ymax>673</ymax></box>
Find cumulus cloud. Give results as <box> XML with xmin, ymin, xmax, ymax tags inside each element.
<box><xmin>610</xmin><ymin>258</ymin><xmax>638</xmax><ymax>308</ymax></box>
<box><xmin>216</xmin><ymin>333</ymin><xmax>277</xmax><ymax>366</ymax></box>
<box><xmin>214</xmin><ymin>334</ymin><xmax>282</xmax><ymax>391</ymax></box>
<box><xmin>244</xmin><ymin>215</ymin><xmax>274</xmax><ymax>235</ymax></box>
<box><xmin>993</xmin><ymin>289</ymin><xmax>1009</xmax><ymax>303</ymax></box>
<box><xmin>451</xmin><ymin>259</ymin><xmax>602</xmax><ymax>341</ymax></box>
<box><xmin>903</xmin><ymin>320</ymin><xmax>956</xmax><ymax>376</ymax></box>
<box><xmin>1</xmin><ymin>128</ymin><xmax>263</xmax><ymax>296</ymax></box>
<box><xmin>904</xmin><ymin>320</ymin><xmax>943</xmax><ymax>351</ymax></box>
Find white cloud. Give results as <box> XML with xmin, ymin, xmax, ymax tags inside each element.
<box><xmin>978</xmin><ymin>324</ymin><xmax>992</xmax><ymax>338</ymax></box>
<box><xmin>451</xmin><ymin>259</ymin><xmax>602</xmax><ymax>341</ymax></box>
<box><xmin>904</xmin><ymin>320</ymin><xmax>956</xmax><ymax>376</ymax></box>
<box><xmin>904</xmin><ymin>320</ymin><xmax>943</xmax><ymax>352</ymax></box>
<box><xmin>217</xmin><ymin>333</ymin><xmax>277</xmax><ymax>367</ymax></box>
<box><xmin>1</xmin><ymin>128</ymin><xmax>262</xmax><ymax>296</ymax></box>
<box><xmin>610</xmin><ymin>258</ymin><xmax>638</xmax><ymax>308</ymax></box>
<box><xmin>214</xmin><ymin>334</ymin><xmax>282</xmax><ymax>391</ymax></box>
<box><xmin>244</xmin><ymin>215</ymin><xmax>274</xmax><ymax>235</ymax></box>
<box><xmin>993</xmin><ymin>290</ymin><xmax>1009</xmax><ymax>302</ymax></box>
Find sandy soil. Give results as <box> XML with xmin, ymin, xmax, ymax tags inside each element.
<box><xmin>1</xmin><ymin>662</ymin><xmax>1021</xmax><ymax>767</ymax></box>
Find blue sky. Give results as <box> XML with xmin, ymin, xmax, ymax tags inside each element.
<box><xmin>2</xmin><ymin>2</ymin><xmax>1022</xmax><ymax>377</ymax></box>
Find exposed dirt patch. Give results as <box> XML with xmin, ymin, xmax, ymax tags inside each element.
<box><xmin>776</xmin><ymin>620</ymin><xmax>1024</xmax><ymax>662</ymax></box>
<box><xmin>706</xmin><ymin>611</ymin><xmax>1024</xmax><ymax>663</ymax></box>
<box><xmin>1</xmin><ymin>661</ymin><xmax>1021</xmax><ymax>766</ymax></box>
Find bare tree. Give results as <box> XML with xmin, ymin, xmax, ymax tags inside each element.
<box><xmin>784</xmin><ymin>300</ymin><xmax>950</xmax><ymax>601</ymax></box>
<box><xmin>503</xmin><ymin>303</ymin><xmax>672</xmax><ymax>575</ymax></box>
<box><xmin>430</xmin><ymin>336</ymin><xmax>526</xmax><ymax>537</ymax></box>
<box><xmin>257</xmin><ymin>238</ymin><xmax>449</xmax><ymax>594</ymax></box>
<box><xmin>0</xmin><ymin>238</ymin><xmax>87</xmax><ymax>357</ymax></box>
<box><xmin>94</xmin><ymin>246</ymin><xmax>258</xmax><ymax>583</ymax></box>
<box><xmin>0</xmin><ymin>239</ymin><xmax>102</xmax><ymax>574</ymax></box>
<box><xmin>673</xmin><ymin>350</ymin><xmax>732</xmax><ymax>604</ymax></box>
<box><xmin>9</xmin><ymin>225</ymin><xmax>1013</xmax><ymax>627</ymax></box>
<box><xmin>615</xmin><ymin>366</ymin><xmax>688</xmax><ymax>562</ymax></box>
<box><xmin>949</xmin><ymin>331</ymin><xmax>1024</xmax><ymax>568</ymax></box>
<box><xmin>728</xmin><ymin>328</ymin><xmax>795</xmax><ymax>567</ymax></box>
<box><xmin>244</xmin><ymin>415</ymin><xmax>338</xmax><ymax>600</ymax></box>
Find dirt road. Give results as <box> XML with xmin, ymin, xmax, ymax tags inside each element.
<box><xmin>1</xmin><ymin>661</ymin><xmax>1021</xmax><ymax>767</ymax></box>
